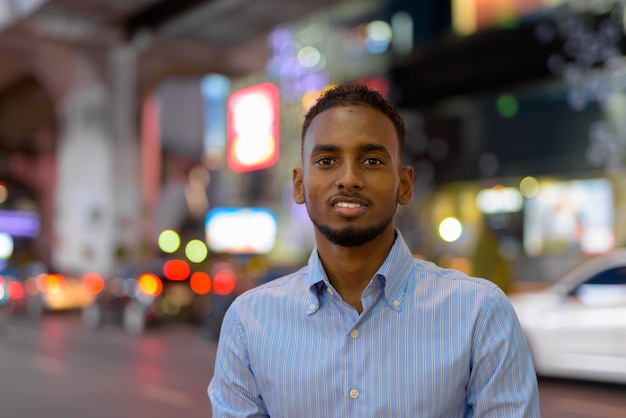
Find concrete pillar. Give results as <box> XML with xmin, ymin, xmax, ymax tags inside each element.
<box><xmin>54</xmin><ymin>63</ymin><xmax>117</xmax><ymax>275</ymax></box>
<box><xmin>53</xmin><ymin>43</ymin><xmax>143</xmax><ymax>275</ymax></box>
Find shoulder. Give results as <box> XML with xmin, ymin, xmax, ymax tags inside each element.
<box><xmin>413</xmin><ymin>257</ymin><xmax>499</xmax><ymax>292</ymax></box>
<box><xmin>229</xmin><ymin>266</ymin><xmax>309</xmax><ymax>311</ymax></box>
<box><xmin>408</xmin><ymin>257</ymin><xmax>512</xmax><ymax>318</ymax></box>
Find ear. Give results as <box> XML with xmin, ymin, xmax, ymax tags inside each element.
<box><xmin>397</xmin><ymin>165</ymin><xmax>414</xmax><ymax>205</ymax></box>
<box><xmin>292</xmin><ymin>167</ymin><xmax>305</xmax><ymax>204</ymax></box>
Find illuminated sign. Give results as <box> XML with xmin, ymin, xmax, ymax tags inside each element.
<box><xmin>452</xmin><ymin>0</ymin><xmax>563</xmax><ymax>36</ymax></box>
<box><xmin>227</xmin><ymin>82</ymin><xmax>280</xmax><ymax>172</ymax></box>
<box><xmin>205</xmin><ymin>207</ymin><xmax>277</xmax><ymax>254</ymax></box>
<box><xmin>524</xmin><ymin>178</ymin><xmax>614</xmax><ymax>256</ymax></box>
<box><xmin>476</xmin><ymin>186</ymin><xmax>524</xmax><ymax>214</ymax></box>
<box><xmin>0</xmin><ymin>210</ymin><xmax>40</xmax><ymax>238</ymax></box>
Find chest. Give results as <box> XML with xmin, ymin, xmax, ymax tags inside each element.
<box><xmin>247</xmin><ymin>300</ymin><xmax>473</xmax><ymax>417</ymax></box>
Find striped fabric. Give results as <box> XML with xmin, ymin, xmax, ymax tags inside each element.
<box><xmin>208</xmin><ymin>231</ymin><xmax>540</xmax><ymax>417</ymax></box>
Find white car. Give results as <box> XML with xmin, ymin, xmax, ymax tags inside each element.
<box><xmin>509</xmin><ymin>248</ymin><xmax>626</xmax><ymax>384</ymax></box>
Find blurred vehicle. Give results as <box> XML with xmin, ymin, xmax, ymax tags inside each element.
<box><xmin>0</xmin><ymin>262</ymin><xmax>94</xmax><ymax>317</ymax></box>
<box><xmin>82</xmin><ymin>258</ymin><xmax>216</xmax><ymax>335</ymax></box>
<box><xmin>508</xmin><ymin>248</ymin><xmax>626</xmax><ymax>384</ymax></box>
<box><xmin>0</xmin><ymin>266</ymin><xmax>43</xmax><ymax>317</ymax></box>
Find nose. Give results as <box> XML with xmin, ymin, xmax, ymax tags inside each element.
<box><xmin>335</xmin><ymin>161</ymin><xmax>363</xmax><ymax>191</ymax></box>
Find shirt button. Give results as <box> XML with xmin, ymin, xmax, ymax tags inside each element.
<box><xmin>350</xmin><ymin>329</ymin><xmax>359</xmax><ymax>339</ymax></box>
<box><xmin>327</xmin><ymin>288</ymin><xmax>334</xmax><ymax>296</ymax></box>
<box><xmin>309</xmin><ymin>304</ymin><xmax>316</xmax><ymax>311</ymax></box>
<box><xmin>393</xmin><ymin>300</ymin><xmax>400</xmax><ymax>307</ymax></box>
<box><xmin>349</xmin><ymin>389</ymin><xmax>359</xmax><ymax>399</ymax></box>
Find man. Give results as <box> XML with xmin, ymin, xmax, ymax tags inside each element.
<box><xmin>208</xmin><ymin>84</ymin><xmax>540</xmax><ymax>417</ymax></box>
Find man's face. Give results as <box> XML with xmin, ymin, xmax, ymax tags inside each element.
<box><xmin>293</xmin><ymin>105</ymin><xmax>414</xmax><ymax>247</ymax></box>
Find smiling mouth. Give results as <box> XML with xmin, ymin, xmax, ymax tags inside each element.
<box><xmin>331</xmin><ymin>198</ymin><xmax>368</xmax><ymax>218</ymax></box>
<box><xmin>334</xmin><ymin>202</ymin><xmax>363</xmax><ymax>209</ymax></box>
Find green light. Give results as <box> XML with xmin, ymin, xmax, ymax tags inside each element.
<box><xmin>185</xmin><ymin>239</ymin><xmax>208</xmax><ymax>263</ymax></box>
<box><xmin>158</xmin><ymin>229</ymin><xmax>180</xmax><ymax>253</ymax></box>
<box><xmin>496</xmin><ymin>94</ymin><xmax>518</xmax><ymax>118</ymax></box>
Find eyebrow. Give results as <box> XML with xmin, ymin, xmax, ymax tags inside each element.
<box><xmin>311</xmin><ymin>144</ymin><xmax>339</xmax><ymax>154</ymax></box>
<box><xmin>310</xmin><ymin>143</ymin><xmax>390</xmax><ymax>154</ymax></box>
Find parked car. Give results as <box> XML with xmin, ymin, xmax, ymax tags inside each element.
<box><xmin>508</xmin><ymin>248</ymin><xmax>626</xmax><ymax>384</ymax></box>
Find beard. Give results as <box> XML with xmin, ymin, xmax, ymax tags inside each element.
<box><xmin>310</xmin><ymin>215</ymin><xmax>394</xmax><ymax>247</ymax></box>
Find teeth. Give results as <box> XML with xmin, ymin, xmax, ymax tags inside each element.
<box><xmin>336</xmin><ymin>202</ymin><xmax>361</xmax><ymax>208</ymax></box>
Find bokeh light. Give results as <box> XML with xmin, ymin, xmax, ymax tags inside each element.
<box><xmin>163</xmin><ymin>259</ymin><xmax>191</xmax><ymax>281</ymax></box>
<box><xmin>439</xmin><ymin>217</ymin><xmax>463</xmax><ymax>243</ymax></box>
<box><xmin>8</xmin><ymin>281</ymin><xmax>24</xmax><ymax>299</ymax></box>
<box><xmin>0</xmin><ymin>232</ymin><xmax>14</xmax><ymax>259</ymax></box>
<box><xmin>520</xmin><ymin>176</ymin><xmax>540</xmax><ymax>198</ymax></box>
<box><xmin>213</xmin><ymin>268</ymin><xmax>237</xmax><ymax>295</ymax></box>
<box><xmin>137</xmin><ymin>273</ymin><xmax>163</xmax><ymax>296</ymax></box>
<box><xmin>190</xmin><ymin>271</ymin><xmax>212</xmax><ymax>295</ymax></box>
<box><xmin>44</xmin><ymin>274</ymin><xmax>65</xmax><ymax>294</ymax></box>
<box><xmin>365</xmin><ymin>20</ymin><xmax>392</xmax><ymax>54</ymax></box>
<box><xmin>297</xmin><ymin>46</ymin><xmax>321</xmax><ymax>68</ymax></box>
<box><xmin>185</xmin><ymin>239</ymin><xmax>208</xmax><ymax>263</ymax></box>
<box><xmin>158</xmin><ymin>229</ymin><xmax>181</xmax><ymax>253</ymax></box>
<box><xmin>82</xmin><ymin>272</ymin><xmax>104</xmax><ymax>294</ymax></box>
<box><xmin>496</xmin><ymin>93</ymin><xmax>518</xmax><ymax>118</ymax></box>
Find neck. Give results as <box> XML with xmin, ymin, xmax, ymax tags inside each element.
<box><xmin>315</xmin><ymin>229</ymin><xmax>395</xmax><ymax>312</ymax></box>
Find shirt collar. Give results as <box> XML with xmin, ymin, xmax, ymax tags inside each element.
<box><xmin>306</xmin><ymin>230</ymin><xmax>414</xmax><ymax>313</ymax></box>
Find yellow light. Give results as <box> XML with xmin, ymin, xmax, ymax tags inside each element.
<box><xmin>301</xmin><ymin>84</ymin><xmax>336</xmax><ymax>111</ymax></box>
<box><xmin>439</xmin><ymin>217</ymin><xmax>463</xmax><ymax>243</ymax></box>
<box><xmin>520</xmin><ymin>176</ymin><xmax>540</xmax><ymax>198</ymax></box>
<box><xmin>185</xmin><ymin>239</ymin><xmax>208</xmax><ymax>263</ymax></box>
<box><xmin>158</xmin><ymin>229</ymin><xmax>181</xmax><ymax>253</ymax></box>
<box><xmin>452</xmin><ymin>0</ymin><xmax>477</xmax><ymax>36</ymax></box>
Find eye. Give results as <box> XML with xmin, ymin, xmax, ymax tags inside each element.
<box><xmin>363</xmin><ymin>157</ymin><xmax>383</xmax><ymax>166</ymax></box>
<box><xmin>315</xmin><ymin>157</ymin><xmax>335</xmax><ymax>166</ymax></box>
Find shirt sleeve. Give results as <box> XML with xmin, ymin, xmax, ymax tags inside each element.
<box><xmin>467</xmin><ymin>286</ymin><xmax>541</xmax><ymax>417</ymax></box>
<box><xmin>208</xmin><ymin>301</ymin><xmax>269</xmax><ymax>418</ymax></box>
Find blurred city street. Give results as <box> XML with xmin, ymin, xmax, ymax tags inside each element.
<box><xmin>0</xmin><ymin>310</ymin><xmax>625</xmax><ymax>418</ymax></box>
<box><xmin>0</xmin><ymin>312</ymin><xmax>215</xmax><ymax>418</ymax></box>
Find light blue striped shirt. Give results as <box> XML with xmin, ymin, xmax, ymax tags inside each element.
<box><xmin>208</xmin><ymin>232</ymin><xmax>540</xmax><ymax>417</ymax></box>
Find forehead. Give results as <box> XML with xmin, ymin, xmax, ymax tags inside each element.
<box><xmin>303</xmin><ymin>105</ymin><xmax>398</xmax><ymax>154</ymax></box>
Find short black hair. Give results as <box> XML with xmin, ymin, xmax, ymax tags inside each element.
<box><xmin>301</xmin><ymin>83</ymin><xmax>405</xmax><ymax>156</ymax></box>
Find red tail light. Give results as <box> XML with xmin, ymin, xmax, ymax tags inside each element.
<box><xmin>163</xmin><ymin>259</ymin><xmax>190</xmax><ymax>281</ymax></box>
<box><xmin>137</xmin><ymin>273</ymin><xmax>163</xmax><ymax>297</ymax></box>
<box><xmin>190</xmin><ymin>272</ymin><xmax>212</xmax><ymax>295</ymax></box>
<box><xmin>213</xmin><ymin>269</ymin><xmax>236</xmax><ymax>295</ymax></box>
<box><xmin>7</xmin><ymin>281</ymin><xmax>24</xmax><ymax>300</ymax></box>
<box><xmin>82</xmin><ymin>272</ymin><xmax>105</xmax><ymax>294</ymax></box>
